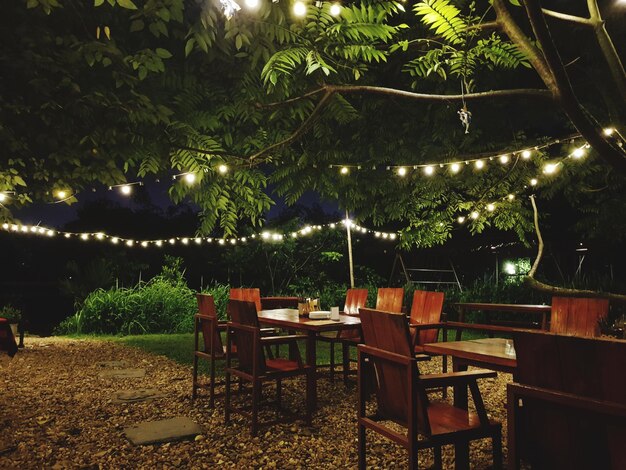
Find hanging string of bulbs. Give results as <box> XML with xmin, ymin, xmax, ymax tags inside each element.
<box><xmin>0</xmin><ymin>219</ymin><xmax>397</xmax><ymax>248</ymax></box>
<box><xmin>221</xmin><ymin>0</ymin><xmax>342</xmax><ymax>20</ymax></box>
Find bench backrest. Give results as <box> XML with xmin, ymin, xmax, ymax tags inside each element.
<box><xmin>513</xmin><ymin>331</ymin><xmax>626</xmax><ymax>469</ymax></box>
<box><xmin>550</xmin><ymin>296</ymin><xmax>609</xmax><ymax>337</ymax></box>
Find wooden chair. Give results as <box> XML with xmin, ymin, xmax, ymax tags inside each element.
<box><xmin>550</xmin><ymin>296</ymin><xmax>609</xmax><ymax>337</ymax></box>
<box><xmin>408</xmin><ymin>290</ymin><xmax>445</xmax><ymax>354</ymax></box>
<box><xmin>357</xmin><ymin>308</ymin><xmax>502</xmax><ymax>470</ymax></box>
<box><xmin>317</xmin><ymin>288</ymin><xmax>368</xmax><ymax>382</ymax></box>
<box><xmin>230</xmin><ymin>288</ymin><xmax>262</xmax><ymax>311</ymax></box>
<box><xmin>192</xmin><ymin>294</ymin><xmax>230</xmax><ymax>407</ymax></box>
<box><xmin>341</xmin><ymin>288</ymin><xmax>404</xmax><ymax>386</ymax></box>
<box><xmin>225</xmin><ymin>299</ymin><xmax>313</xmax><ymax>436</ymax></box>
<box><xmin>509</xmin><ymin>331</ymin><xmax>626</xmax><ymax>469</ymax></box>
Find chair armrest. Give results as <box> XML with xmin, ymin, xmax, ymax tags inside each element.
<box><xmin>261</xmin><ymin>335</ymin><xmax>307</xmax><ymax>345</ymax></box>
<box><xmin>409</xmin><ymin>322</ymin><xmax>445</xmax><ymax>330</ymax></box>
<box><xmin>444</xmin><ymin>321</ymin><xmax>531</xmax><ymax>333</ymax></box>
<box><xmin>414</xmin><ymin>354</ymin><xmax>431</xmax><ymax>362</ymax></box>
<box><xmin>419</xmin><ymin>369</ymin><xmax>497</xmax><ymax>387</ymax></box>
<box><xmin>260</xmin><ymin>327</ymin><xmax>280</xmax><ymax>334</ymax></box>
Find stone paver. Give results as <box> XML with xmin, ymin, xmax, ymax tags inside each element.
<box><xmin>99</xmin><ymin>368</ymin><xmax>146</xmax><ymax>379</ymax></box>
<box><xmin>124</xmin><ymin>417</ymin><xmax>202</xmax><ymax>445</ymax></box>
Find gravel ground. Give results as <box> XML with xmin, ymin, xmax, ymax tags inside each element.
<box><xmin>0</xmin><ymin>338</ymin><xmax>510</xmax><ymax>469</ymax></box>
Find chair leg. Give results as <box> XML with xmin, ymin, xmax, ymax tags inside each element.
<box><xmin>434</xmin><ymin>446</ymin><xmax>443</xmax><ymax>469</ymax></box>
<box><xmin>329</xmin><ymin>340</ymin><xmax>335</xmax><ymax>383</ymax></box>
<box><xmin>209</xmin><ymin>353</ymin><xmax>216</xmax><ymax>408</ymax></box>
<box><xmin>305</xmin><ymin>369</ymin><xmax>313</xmax><ymax>426</ymax></box>
<box><xmin>192</xmin><ymin>353</ymin><xmax>199</xmax><ymax>400</ymax></box>
<box><xmin>358</xmin><ymin>423</ymin><xmax>366</xmax><ymax>470</ymax></box>
<box><xmin>276</xmin><ymin>379</ymin><xmax>282</xmax><ymax>414</ymax></box>
<box><xmin>224</xmin><ymin>371</ymin><xmax>231</xmax><ymax>423</ymax></box>
<box><xmin>454</xmin><ymin>440</ymin><xmax>470</xmax><ymax>470</ymax></box>
<box><xmin>251</xmin><ymin>379</ymin><xmax>261</xmax><ymax>437</ymax></box>
<box><xmin>492</xmin><ymin>429</ymin><xmax>503</xmax><ymax>470</ymax></box>
<box><xmin>442</xmin><ymin>354</ymin><xmax>448</xmax><ymax>398</ymax></box>
<box><xmin>342</xmin><ymin>343</ymin><xmax>351</xmax><ymax>388</ymax></box>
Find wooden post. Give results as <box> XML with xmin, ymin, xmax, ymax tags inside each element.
<box><xmin>346</xmin><ymin>210</ymin><xmax>355</xmax><ymax>288</ymax></box>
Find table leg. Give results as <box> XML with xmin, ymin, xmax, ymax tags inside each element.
<box><xmin>452</xmin><ymin>358</ymin><xmax>469</xmax><ymax>410</ymax></box>
<box><xmin>306</xmin><ymin>330</ymin><xmax>317</xmax><ymax>409</ymax></box>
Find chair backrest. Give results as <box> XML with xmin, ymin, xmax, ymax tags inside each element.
<box><xmin>375</xmin><ymin>288</ymin><xmax>404</xmax><ymax>313</ymax></box>
<box><xmin>344</xmin><ymin>288</ymin><xmax>368</xmax><ymax>314</ymax></box>
<box><xmin>360</xmin><ymin>308</ymin><xmax>427</xmax><ymax>428</ymax></box>
<box><xmin>196</xmin><ymin>294</ymin><xmax>223</xmax><ymax>354</ymax></box>
<box><xmin>409</xmin><ymin>290</ymin><xmax>444</xmax><ymax>345</ymax></box>
<box><xmin>550</xmin><ymin>296</ymin><xmax>609</xmax><ymax>337</ymax></box>
<box><xmin>230</xmin><ymin>288</ymin><xmax>262</xmax><ymax>312</ymax></box>
<box><xmin>228</xmin><ymin>299</ymin><xmax>263</xmax><ymax>373</ymax></box>
<box><xmin>513</xmin><ymin>331</ymin><xmax>626</xmax><ymax>469</ymax></box>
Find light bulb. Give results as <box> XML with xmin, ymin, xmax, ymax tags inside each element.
<box><xmin>530</xmin><ymin>178</ymin><xmax>538</xmax><ymax>186</ymax></box>
<box><xmin>96</xmin><ymin>233</ymin><xmax>104</xmax><ymax>240</ymax></box>
<box><xmin>47</xmin><ymin>230</ymin><xmax>55</xmax><ymax>236</ymax></box>
<box><xmin>389</xmin><ymin>233</ymin><xmax>397</xmax><ymax>240</ymax></box>
<box><xmin>474</xmin><ymin>160</ymin><xmax>485</xmax><ymax>170</ymax></box>
<box><xmin>457</xmin><ymin>216</ymin><xmax>465</xmax><ymax>224</ymax></box>
<box><xmin>0</xmin><ymin>193</ymin><xmax>6</xmax><ymax>202</ymax></box>
<box><xmin>169</xmin><ymin>238</ymin><xmax>176</xmax><ymax>244</ymax></box>
<box><xmin>572</xmin><ymin>148</ymin><xmax>585</xmax><ymax>159</ymax></box>
<box><xmin>508</xmin><ymin>194</ymin><xmax>515</xmax><ymax>201</ymax></box>
<box><xmin>38</xmin><ymin>227</ymin><xmax>46</xmax><ymax>234</ymax></box>
<box><xmin>543</xmin><ymin>163</ymin><xmax>558</xmax><ymax>174</ymax></box>
<box><xmin>423</xmin><ymin>166</ymin><xmax>434</xmax><ymax>176</ymax></box>
<box><xmin>111</xmin><ymin>237</ymin><xmax>119</xmax><ymax>244</ymax></box>
<box><xmin>245</xmin><ymin>0</ymin><xmax>259</xmax><ymax>9</ymax></box>
<box><xmin>80</xmin><ymin>233</ymin><xmax>88</xmax><ymax>240</ymax></box>
<box><xmin>499</xmin><ymin>155</ymin><xmax>509</xmax><ymax>164</ymax></box>
<box><xmin>64</xmin><ymin>233</ymin><xmax>71</xmax><ymax>238</ymax></box>
<box><xmin>329</xmin><ymin>3</ymin><xmax>341</xmax><ymax>16</ymax></box>
<box><xmin>397</xmin><ymin>167</ymin><xmax>407</xmax><ymax>177</ymax></box>
<box><xmin>218</xmin><ymin>164</ymin><xmax>228</xmax><ymax>174</ymax></box>
<box><xmin>1</xmin><ymin>223</ymin><xmax>8</xmax><ymax>229</ymax></box>
<box><xmin>120</xmin><ymin>185</ymin><xmax>132</xmax><ymax>196</ymax></box>
<box><xmin>603</xmin><ymin>128</ymin><xmax>614</xmax><ymax>136</ymax></box>
<box><xmin>218</xmin><ymin>239</ymin><xmax>225</xmax><ymax>245</ymax></box>
<box><xmin>340</xmin><ymin>166</ymin><xmax>349</xmax><ymax>175</ymax></box>
<box><xmin>126</xmin><ymin>240</ymin><xmax>134</xmax><ymax>247</ymax></box>
<box><xmin>374</xmin><ymin>232</ymin><xmax>381</xmax><ymax>237</ymax></box>
<box><xmin>450</xmin><ymin>163</ymin><xmax>461</xmax><ymax>173</ymax></box>
<box><xmin>182</xmin><ymin>238</ymin><xmax>189</xmax><ymax>245</ymax></box>
<box><xmin>156</xmin><ymin>240</ymin><xmax>163</xmax><ymax>247</ymax></box>
<box><xmin>293</xmin><ymin>1</ymin><xmax>307</xmax><ymax>16</ymax></box>
<box><xmin>184</xmin><ymin>173</ymin><xmax>196</xmax><ymax>184</ymax></box>
<box><xmin>521</xmin><ymin>150</ymin><xmax>532</xmax><ymax>159</ymax></box>
<box><xmin>141</xmin><ymin>241</ymin><xmax>148</xmax><ymax>247</ymax></box>
<box><xmin>262</xmin><ymin>231</ymin><xmax>270</xmax><ymax>240</ymax></box>
<box><xmin>56</xmin><ymin>190</ymin><xmax>67</xmax><ymax>199</ymax></box>
<box><xmin>487</xmin><ymin>203</ymin><xmax>495</xmax><ymax>212</ymax></box>
<box><xmin>195</xmin><ymin>238</ymin><xmax>202</xmax><ymax>244</ymax></box>
<box><xmin>470</xmin><ymin>211</ymin><xmax>479</xmax><ymax>219</ymax></box>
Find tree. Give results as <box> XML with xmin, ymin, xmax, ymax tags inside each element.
<box><xmin>1</xmin><ymin>0</ymin><xmax>624</xmax><ymax>249</ymax></box>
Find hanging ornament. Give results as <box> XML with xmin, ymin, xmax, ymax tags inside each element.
<box><xmin>458</xmin><ymin>106</ymin><xmax>472</xmax><ymax>134</ymax></box>
<box><xmin>220</xmin><ymin>0</ymin><xmax>241</xmax><ymax>19</ymax></box>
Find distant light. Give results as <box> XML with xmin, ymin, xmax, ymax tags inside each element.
<box><xmin>572</xmin><ymin>147</ymin><xmax>585</xmax><ymax>159</ymax></box>
<box><xmin>38</xmin><ymin>227</ymin><xmax>46</xmax><ymax>234</ymax></box>
<box><xmin>0</xmin><ymin>193</ymin><xmax>6</xmax><ymax>202</ymax></box>
<box><xmin>293</xmin><ymin>1</ymin><xmax>307</xmax><ymax>16</ymax></box>
<box><xmin>474</xmin><ymin>160</ymin><xmax>485</xmax><ymax>170</ymax></box>
<box><xmin>46</xmin><ymin>230</ymin><xmax>55</xmax><ymax>237</ymax></box>
<box><xmin>245</xmin><ymin>0</ymin><xmax>260</xmax><ymax>9</ymax></box>
<box><xmin>450</xmin><ymin>163</ymin><xmax>461</xmax><ymax>173</ymax></box>
<box><xmin>521</xmin><ymin>150</ymin><xmax>532</xmax><ymax>159</ymax></box>
<box><xmin>374</xmin><ymin>232</ymin><xmax>381</xmax><ymax>237</ymax></box>
<box><xmin>504</xmin><ymin>262</ymin><xmax>516</xmax><ymax>275</ymax></box>
<box><xmin>218</xmin><ymin>239</ymin><xmax>225</xmax><ymax>245</ymax></box>
<box><xmin>218</xmin><ymin>164</ymin><xmax>228</xmax><ymax>174</ymax></box>
<box><xmin>530</xmin><ymin>178</ymin><xmax>538</xmax><ymax>186</ymax></box>
<box><xmin>120</xmin><ymin>185</ymin><xmax>132</xmax><ymax>196</ymax></box>
<box><xmin>184</xmin><ymin>173</ymin><xmax>196</xmax><ymax>184</ymax></box>
<box><xmin>397</xmin><ymin>167</ymin><xmax>407</xmax><ymax>177</ymax></box>
<box><xmin>80</xmin><ymin>234</ymin><xmax>88</xmax><ymax>240</ymax></box>
<box><xmin>155</xmin><ymin>240</ymin><xmax>163</xmax><ymax>247</ymax></box>
<box><xmin>64</xmin><ymin>233</ymin><xmax>71</xmax><ymax>238</ymax></box>
<box><xmin>195</xmin><ymin>238</ymin><xmax>202</xmax><ymax>244</ymax></box>
<box><xmin>261</xmin><ymin>231</ymin><xmax>270</xmax><ymax>240</ymax></box>
<box><xmin>340</xmin><ymin>166</ymin><xmax>349</xmax><ymax>175</ymax></box>
<box><xmin>95</xmin><ymin>232</ymin><xmax>104</xmax><ymax>240</ymax></box>
<box><xmin>508</xmin><ymin>194</ymin><xmax>515</xmax><ymax>201</ymax></box>
<box><xmin>111</xmin><ymin>237</ymin><xmax>119</xmax><ymax>244</ymax></box>
<box><xmin>603</xmin><ymin>128</ymin><xmax>614</xmax><ymax>136</ymax></box>
<box><xmin>181</xmin><ymin>237</ymin><xmax>189</xmax><ymax>245</ymax></box>
<box><xmin>423</xmin><ymin>166</ymin><xmax>434</xmax><ymax>176</ymax></box>
<box><xmin>543</xmin><ymin>163</ymin><xmax>558</xmax><ymax>174</ymax></box>
<box><xmin>330</xmin><ymin>223</ymin><xmax>336</xmax><ymax>228</ymax></box>
<box><xmin>1</xmin><ymin>223</ymin><xmax>8</xmax><ymax>229</ymax></box>
<box><xmin>240</xmin><ymin>237</ymin><xmax>246</xmax><ymax>243</ymax></box>
<box><xmin>169</xmin><ymin>238</ymin><xmax>176</xmax><ymax>244</ymax></box>
<box><xmin>56</xmin><ymin>190</ymin><xmax>67</xmax><ymax>199</ymax></box>
<box><xmin>30</xmin><ymin>226</ymin><xmax>37</xmax><ymax>233</ymax></box>
<box><xmin>126</xmin><ymin>240</ymin><xmax>134</xmax><ymax>247</ymax></box>
<box><xmin>140</xmin><ymin>241</ymin><xmax>148</xmax><ymax>247</ymax></box>
<box><xmin>499</xmin><ymin>154</ymin><xmax>510</xmax><ymax>164</ymax></box>
<box><xmin>230</xmin><ymin>238</ymin><xmax>236</xmax><ymax>244</ymax></box>
<box><xmin>329</xmin><ymin>3</ymin><xmax>341</xmax><ymax>16</ymax></box>
<box><xmin>389</xmin><ymin>233</ymin><xmax>397</xmax><ymax>240</ymax></box>
<box><xmin>470</xmin><ymin>211</ymin><xmax>479</xmax><ymax>219</ymax></box>
<box><xmin>487</xmin><ymin>203</ymin><xmax>495</xmax><ymax>212</ymax></box>
<box><xmin>457</xmin><ymin>216</ymin><xmax>466</xmax><ymax>224</ymax></box>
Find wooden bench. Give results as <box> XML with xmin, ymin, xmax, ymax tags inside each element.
<box><xmin>508</xmin><ymin>331</ymin><xmax>626</xmax><ymax>469</ymax></box>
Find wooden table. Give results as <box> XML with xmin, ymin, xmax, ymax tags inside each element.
<box><xmin>424</xmin><ymin>338</ymin><xmax>517</xmax><ymax>409</ymax></box>
<box><xmin>450</xmin><ymin>302</ymin><xmax>551</xmax><ymax>340</ymax></box>
<box><xmin>258</xmin><ymin>309</ymin><xmax>361</xmax><ymax>408</ymax></box>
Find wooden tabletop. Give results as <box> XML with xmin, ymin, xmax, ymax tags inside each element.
<box><xmin>258</xmin><ymin>309</ymin><xmax>361</xmax><ymax>332</ymax></box>
<box><xmin>423</xmin><ymin>338</ymin><xmax>517</xmax><ymax>370</ymax></box>
<box><xmin>453</xmin><ymin>302</ymin><xmax>551</xmax><ymax>314</ymax></box>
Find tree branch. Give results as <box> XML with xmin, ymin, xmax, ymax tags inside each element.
<box><xmin>248</xmin><ymin>90</ymin><xmax>334</xmax><ymax>162</ymax></box>
<box><xmin>326</xmin><ymin>84</ymin><xmax>553</xmax><ymax>101</ymax></box>
<box><xmin>528</xmin><ymin>194</ymin><xmax>543</xmax><ymax>278</ymax></box>
<box><xmin>256</xmin><ymin>87</ymin><xmax>327</xmax><ymax>108</ymax></box>
<box><xmin>541</xmin><ymin>8</ymin><xmax>592</xmax><ymax>26</ymax></box>
<box><xmin>521</xmin><ymin>0</ymin><xmax>626</xmax><ymax>174</ymax></box>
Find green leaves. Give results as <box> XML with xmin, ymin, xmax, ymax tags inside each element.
<box><xmin>414</xmin><ymin>0</ymin><xmax>467</xmax><ymax>45</ymax></box>
<box><xmin>116</xmin><ymin>0</ymin><xmax>138</xmax><ymax>10</ymax></box>
<box><xmin>155</xmin><ymin>48</ymin><xmax>172</xmax><ymax>59</ymax></box>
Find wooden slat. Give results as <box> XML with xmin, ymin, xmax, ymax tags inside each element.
<box><xmin>550</xmin><ymin>296</ymin><xmax>609</xmax><ymax>337</ymax></box>
<box><xmin>409</xmin><ymin>290</ymin><xmax>444</xmax><ymax>346</ymax></box>
<box><xmin>375</xmin><ymin>288</ymin><xmax>404</xmax><ymax>313</ymax></box>
<box><xmin>230</xmin><ymin>288</ymin><xmax>262</xmax><ymax>312</ymax></box>
<box><xmin>344</xmin><ymin>288</ymin><xmax>368</xmax><ymax>314</ymax></box>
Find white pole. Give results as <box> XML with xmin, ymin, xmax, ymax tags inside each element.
<box><xmin>346</xmin><ymin>209</ymin><xmax>355</xmax><ymax>288</ymax></box>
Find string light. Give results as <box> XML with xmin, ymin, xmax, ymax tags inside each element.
<box><xmin>521</xmin><ymin>150</ymin><xmax>532</xmax><ymax>159</ymax></box>
<box><xmin>329</xmin><ymin>3</ymin><xmax>341</xmax><ymax>15</ymax></box>
<box><xmin>450</xmin><ymin>163</ymin><xmax>461</xmax><ymax>173</ymax></box>
<box><xmin>474</xmin><ymin>160</ymin><xmax>485</xmax><ymax>170</ymax></box>
<box><xmin>507</xmin><ymin>194</ymin><xmax>515</xmax><ymax>200</ymax></box>
<box><xmin>486</xmin><ymin>203</ymin><xmax>495</xmax><ymax>212</ymax></box>
<box><xmin>572</xmin><ymin>147</ymin><xmax>585</xmax><ymax>159</ymax></box>
<box><xmin>499</xmin><ymin>154</ymin><xmax>509</xmax><ymax>164</ymax></box>
<box><xmin>470</xmin><ymin>211</ymin><xmax>479</xmax><ymax>219</ymax></box>
<box><xmin>530</xmin><ymin>178</ymin><xmax>538</xmax><ymax>186</ymax></box>
<box><xmin>55</xmin><ymin>190</ymin><xmax>68</xmax><ymax>199</ymax></box>
<box><xmin>424</xmin><ymin>166</ymin><xmax>435</xmax><ymax>176</ymax></box>
<box><xmin>218</xmin><ymin>164</ymin><xmax>228</xmax><ymax>174</ymax></box>
<box><xmin>603</xmin><ymin>128</ymin><xmax>614</xmax><ymax>136</ymax></box>
<box><xmin>457</xmin><ymin>216</ymin><xmax>465</xmax><ymax>224</ymax></box>
<box><xmin>244</xmin><ymin>0</ymin><xmax>259</xmax><ymax>9</ymax></box>
<box><xmin>340</xmin><ymin>166</ymin><xmax>349</xmax><ymax>175</ymax></box>
<box><xmin>0</xmin><ymin>193</ymin><xmax>6</xmax><ymax>202</ymax></box>
<box><xmin>397</xmin><ymin>167</ymin><xmax>407</xmax><ymax>177</ymax></box>
<box><xmin>120</xmin><ymin>185</ymin><xmax>132</xmax><ymax>196</ymax></box>
<box><xmin>543</xmin><ymin>163</ymin><xmax>559</xmax><ymax>174</ymax></box>
<box><xmin>184</xmin><ymin>173</ymin><xmax>197</xmax><ymax>184</ymax></box>
<box><xmin>293</xmin><ymin>0</ymin><xmax>307</xmax><ymax>16</ymax></box>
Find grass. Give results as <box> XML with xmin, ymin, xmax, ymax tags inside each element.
<box><xmin>64</xmin><ymin>329</ymin><xmax>489</xmax><ymax>377</ymax></box>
